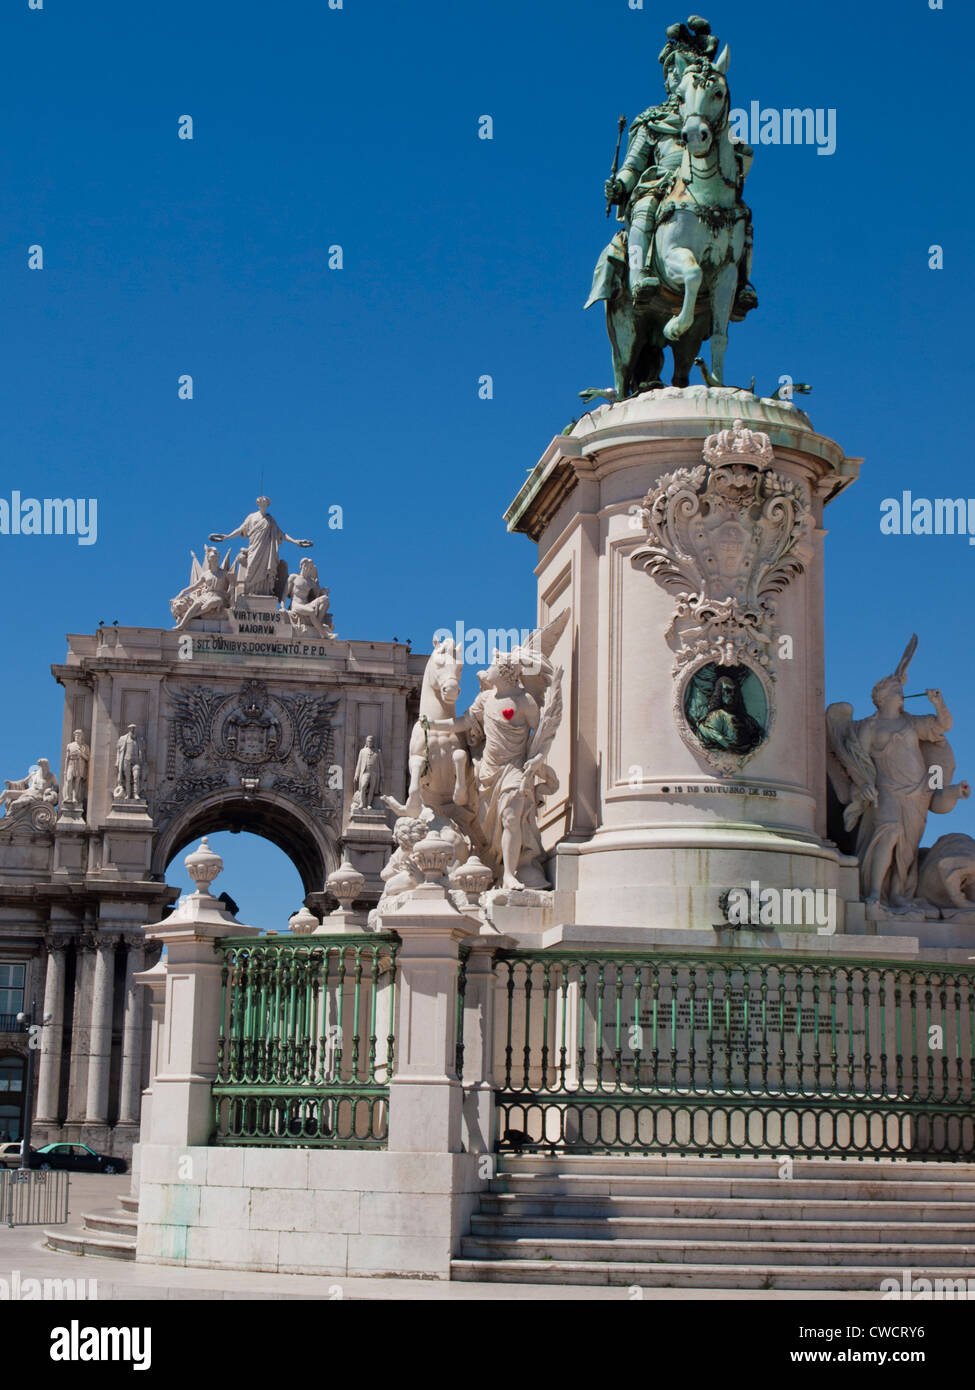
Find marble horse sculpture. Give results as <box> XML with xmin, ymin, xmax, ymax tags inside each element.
<box><xmin>383</xmin><ymin>637</ymin><xmax>477</xmax><ymax>832</ymax></box>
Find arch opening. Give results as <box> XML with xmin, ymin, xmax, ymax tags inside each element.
<box><xmin>154</xmin><ymin>790</ymin><xmax>339</xmax><ymax>908</ymax></box>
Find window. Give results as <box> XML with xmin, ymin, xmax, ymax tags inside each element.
<box><xmin>0</xmin><ymin>1056</ymin><xmax>25</xmax><ymax>1142</ymax></box>
<box><xmin>0</xmin><ymin>965</ymin><xmax>25</xmax><ymax>1029</ymax></box>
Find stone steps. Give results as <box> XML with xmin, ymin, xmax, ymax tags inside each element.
<box><xmin>495</xmin><ymin>1155</ymin><xmax>975</xmax><ymax>1178</ymax></box>
<box><xmin>450</xmin><ymin>1258</ymin><xmax>975</xmax><ymax>1291</ymax></box>
<box><xmin>491</xmin><ymin>1173</ymin><xmax>975</xmax><ymax>1201</ymax></box>
<box><xmin>469</xmin><ymin>1213</ymin><xmax>975</xmax><ymax>1244</ymax></box>
<box><xmin>478</xmin><ymin>1193</ymin><xmax>975</xmax><ymax>1222</ymax></box>
<box><xmin>453</xmin><ymin>1155</ymin><xmax>975</xmax><ymax>1289</ymax></box>
<box><xmin>460</xmin><ymin>1235</ymin><xmax>975</xmax><ymax>1267</ymax></box>
<box><xmin>44</xmin><ymin>1203</ymin><xmax>138</xmax><ymax>1262</ymax></box>
<box><xmin>81</xmin><ymin>1212</ymin><xmax>138</xmax><ymax>1238</ymax></box>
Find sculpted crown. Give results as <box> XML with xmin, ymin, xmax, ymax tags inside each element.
<box><xmin>702</xmin><ymin>418</ymin><xmax>774</xmax><ymax>468</ymax></box>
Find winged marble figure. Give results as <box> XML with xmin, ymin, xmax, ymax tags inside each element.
<box><xmin>826</xmin><ymin>635</ymin><xmax>970</xmax><ymax>911</ymax></box>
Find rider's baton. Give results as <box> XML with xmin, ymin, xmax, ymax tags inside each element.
<box><xmin>606</xmin><ymin>114</ymin><xmax>627</xmax><ymax>218</ymax></box>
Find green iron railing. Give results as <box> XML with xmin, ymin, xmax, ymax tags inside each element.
<box><xmin>494</xmin><ymin>950</ymin><xmax>975</xmax><ymax>1159</ymax></box>
<box><xmin>213</xmin><ymin>935</ymin><xmax>398</xmax><ymax>1148</ymax></box>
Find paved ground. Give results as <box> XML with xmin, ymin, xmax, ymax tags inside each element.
<box><xmin>3</xmin><ymin>1174</ymin><xmax>887</xmax><ymax>1301</ymax></box>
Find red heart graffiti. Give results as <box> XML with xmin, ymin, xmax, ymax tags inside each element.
<box><xmin>501</xmin><ymin>708</ymin><xmax>514</xmax><ymax>721</ymax></box>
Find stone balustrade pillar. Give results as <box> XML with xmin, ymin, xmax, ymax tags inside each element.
<box><xmin>460</xmin><ymin>938</ymin><xmax>508</xmax><ymax>1154</ymax></box>
<box><xmin>380</xmin><ymin>862</ymin><xmax>477</xmax><ymax>1154</ymax></box>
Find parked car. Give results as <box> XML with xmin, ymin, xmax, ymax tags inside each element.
<box><xmin>0</xmin><ymin>1141</ymin><xmax>34</xmax><ymax>1168</ymax></box>
<box><xmin>30</xmin><ymin>1142</ymin><xmax>127</xmax><ymax>1175</ymax></box>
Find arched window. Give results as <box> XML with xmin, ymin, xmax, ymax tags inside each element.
<box><xmin>0</xmin><ymin>1054</ymin><xmax>26</xmax><ymax>1142</ymax></box>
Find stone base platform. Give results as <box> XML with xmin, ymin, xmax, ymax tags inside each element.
<box><xmin>135</xmin><ymin>1145</ymin><xmax>482</xmax><ymax>1280</ymax></box>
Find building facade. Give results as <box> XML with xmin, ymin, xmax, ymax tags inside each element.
<box><xmin>0</xmin><ymin>611</ymin><xmax>424</xmax><ymax>1157</ymax></box>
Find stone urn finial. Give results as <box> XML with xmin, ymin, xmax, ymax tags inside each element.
<box><xmin>327</xmin><ymin>857</ymin><xmax>366</xmax><ymax>912</ymax></box>
<box><xmin>184</xmin><ymin>837</ymin><xmax>223</xmax><ymax>896</ymax></box>
<box><xmin>288</xmin><ymin>906</ymin><xmax>320</xmax><ymax>936</ymax></box>
<box><xmin>448</xmin><ymin>854</ymin><xmax>494</xmax><ymax>900</ymax></box>
<box><xmin>413</xmin><ymin>831</ymin><xmax>453</xmax><ymax>885</ymax></box>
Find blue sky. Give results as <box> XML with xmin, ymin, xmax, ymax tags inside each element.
<box><xmin>2</xmin><ymin>0</ymin><xmax>970</xmax><ymax>929</ymax></box>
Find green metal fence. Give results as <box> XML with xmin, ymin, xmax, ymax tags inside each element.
<box><xmin>494</xmin><ymin>950</ymin><xmax>975</xmax><ymax>1159</ymax></box>
<box><xmin>212</xmin><ymin>935</ymin><xmax>398</xmax><ymax>1148</ymax></box>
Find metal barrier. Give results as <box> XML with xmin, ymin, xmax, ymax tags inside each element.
<box><xmin>212</xmin><ymin>935</ymin><xmax>398</xmax><ymax>1148</ymax></box>
<box><xmin>3</xmin><ymin>1168</ymin><xmax>69</xmax><ymax>1226</ymax></box>
<box><xmin>494</xmin><ymin>950</ymin><xmax>975</xmax><ymax>1159</ymax></box>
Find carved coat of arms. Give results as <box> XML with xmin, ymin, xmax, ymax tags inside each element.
<box><xmin>631</xmin><ymin>418</ymin><xmax>813</xmax><ymax>676</ymax></box>
<box><xmin>160</xmin><ymin>677</ymin><xmax>340</xmax><ymax>828</ymax></box>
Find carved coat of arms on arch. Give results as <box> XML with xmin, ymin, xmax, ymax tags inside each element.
<box><xmin>217</xmin><ymin>680</ymin><xmax>287</xmax><ymax>762</ymax></box>
<box><xmin>160</xmin><ymin>677</ymin><xmax>341</xmax><ymax>829</ymax></box>
<box><xmin>630</xmin><ymin>418</ymin><xmax>814</xmax><ymax>678</ymax></box>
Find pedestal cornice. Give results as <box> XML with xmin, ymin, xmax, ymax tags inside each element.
<box><xmin>506</xmin><ymin>387</ymin><xmax>862</xmax><ymax>542</ymax></box>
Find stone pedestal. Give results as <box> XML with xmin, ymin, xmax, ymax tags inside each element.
<box><xmin>505</xmin><ymin>387</ymin><xmax>863</xmax><ymax>934</ymax></box>
<box><xmin>341</xmin><ymin>811</ymin><xmax>393</xmax><ymax>905</ymax></box>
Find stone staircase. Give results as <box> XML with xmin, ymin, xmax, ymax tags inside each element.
<box><xmin>44</xmin><ymin>1193</ymin><xmax>138</xmax><ymax>1261</ymax></box>
<box><xmin>451</xmin><ymin>1154</ymin><xmax>975</xmax><ymax>1290</ymax></box>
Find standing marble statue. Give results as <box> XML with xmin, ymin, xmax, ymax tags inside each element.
<box><xmin>827</xmin><ymin>636</ymin><xmax>970</xmax><ymax>911</ymax></box>
<box><xmin>586</xmin><ymin>13</ymin><xmax>757</xmax><ymax>396</ymax></box>
<box><xmin>114</xmin><ymin>724</ymin><xmax>148</xmax><ymax>801</ymax></box>
<box><xmin>0</xmin><ymin>759</ymin><xmax>59</xmax><ymax>818</ymax></box>
<box><xmin>351</xmin><ymin>735</ymin><xmax>383</xmax><ymax>812</ymax></box>
<box><xmin>210</xmin><ymin>496</ymin><xmax>313</xmax><ymax>600</ymax></box>
<box><xmin>62</xmin><ymin>730</ymin><xmax>91</xmax><ymax>806</ymax></box>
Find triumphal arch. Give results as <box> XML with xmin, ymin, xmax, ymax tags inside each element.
<box><xmin>0</xmin><ymin>498</ymin><xmax>422</xmax><ymax>1156</ymax></box>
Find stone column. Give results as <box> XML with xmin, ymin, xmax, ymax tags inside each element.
<box><xmin>35</xmin><ymin>938</ymin><xmax>70</xmax><ymax>1124</ymax></box>
<box><xmin>379</xmin><ymin>836</ymin><xmax>477</xmax><ymax>1153</ymax></box>
<box><xmin>66</xmin><ymin>935</ymin><xmax>96</xmax><ymax>1123</ymax></box>
<box><xmin>117</xmin><ymin>936</ymin><xmax>146</xmax><ymax>1125</ymax></box>
<box><xmin>85</xmin><ymin>935</ymin><xmax>118</xmax><ymax>1124</ymax></box>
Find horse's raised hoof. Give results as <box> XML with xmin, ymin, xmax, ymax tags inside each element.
<box><xmin>663</xmin><ymin>317</ymin><xmax>685</xmax><ymax>342</ymax></box>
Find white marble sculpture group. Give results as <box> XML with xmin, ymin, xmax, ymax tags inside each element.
<box><xmin>169</xmin><ymin>496</ymin><xmax>336</xmax><ymax>638</ymax></box>
<box><xmin>377</xmin><ymin>612</ymin><xmax>568</xmax><ymax>907</ymax></box>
